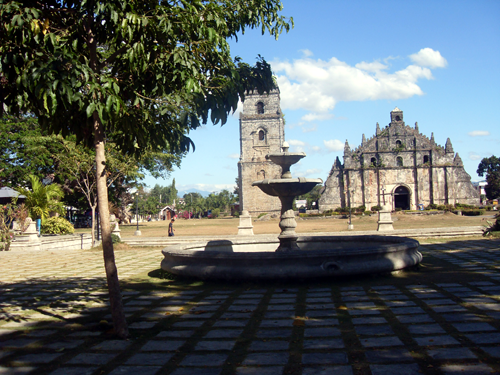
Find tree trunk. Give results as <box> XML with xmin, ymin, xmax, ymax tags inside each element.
<box><xmin>93</xmin><ymin>112</ymin><xmax>129</xmax><ymax>339</ymax></box>
<box><xmin>91</xmin><ymin>205</ymin><xmax>96</xmax><ymax>247</ymax></box>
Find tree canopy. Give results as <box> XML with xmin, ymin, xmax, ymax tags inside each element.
<box><xmin>0</xmin><ymin>115</ymin><xmax>58</xmax><ymax>187</ymax></box>
<box><xmin>477</xmin><ymin>156</ymin><xmax>500</xmax><ymax>200</ymax></box>
<box><xmin>1</xmin><ymin>0</ymin><xmax>292</xmax><ymax>339</ymax></box>
<box><xmin>1</xmin><ymin>0</ymin><xmax>291</xmax><ymax>155</ymax></box>
<box><xmin>0</xmin><ymin>114</ymin><xmax>183</xmax><ymax>212</ymax></box>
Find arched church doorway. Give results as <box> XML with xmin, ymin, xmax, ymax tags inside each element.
<box><xmin>394</xmin><ymin>186</ymin><xmax>410</xmax><ymax>210</ymax></box>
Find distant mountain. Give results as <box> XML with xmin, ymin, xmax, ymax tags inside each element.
<box><xmin>177</xmin><ymin>188</ymin><xmax>211</xmax><ymax>198</ymax></box>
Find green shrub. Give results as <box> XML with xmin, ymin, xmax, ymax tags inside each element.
<box><xmin>211</xmin><ymin>208</ymin><xmax>220</xmax><ymax>219</ymax></box>
<box><xmin>111</xmin><ymin>234</ymin><xmax>121</xmax><ymax>243</ymax></box>
<box><xmin>483</xmin><ymin>215</ymin><xmax>500</xmax><ymax>236</ymax></box>
<box><xmin>455</xmin><ymin>203</ymin><xmax>476</xmax><ymax>210</ymax></box>
<box><xmin>257</xmin><ymin>212</ymin><xmax>268</xmax><ymax>219</ymax></box>
<box><xmin>425</xmin><ymin>203</ymin><xmax>438</xmax><ymax>210</ymax></box>
<box><xmin>371</xmin><ymin>205</ymin><xmax>382</xmax><ymax>212</ymax></box>
<box><xmin>355</xmin><ymin>205</ymin><xmax>366</xmax><ymax>213</ymax></box>
<box><xmin>364</xmin><ymin>211</ymin><xmax>372</xmax><ymax>215</ymax></box>
<box><xmin>299</xmin><ymin>213</ymin><xmax>325</xmax><ymax>218</ymax></box>
<box><xmin>462</xmin><ymin>210</ymin><xmax>485</xmax><ymax>216</ymax></box>
<box><xmin>233</xmin><ymin>211</ymin><xmax>239</xmax><ymax>218</ymax></box>
<box><xmin>395</xmin><ymin>207</ymin><xmax>402</xmax><ymax>212</ymax></box>
<box><xmin>41</xmin><ymin>217</ymin><xmax>74</xmax><ymax>235</ymax></box>
<box><xmin>335</xmin><ymin>207</ymin><xmax>349</xmax><ymax>214</ymax></box>
<box><xmin>437</xmin><ymin>205</ymin><xmax>446</xmax><ymax>211</ymax></box>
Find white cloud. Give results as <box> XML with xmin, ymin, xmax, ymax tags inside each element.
<box><xmin>272</xmin><ymin>48</ymin><xmax>446</xmax><ymax>122</ymax></box>
<box><xmin>302</xmin><ymin>124</ymin><xmax>317</xmax><ymax>133</ymax></box>
<box><xmin>228</xmin><ymin>153</ymin><xmax>240</xmax><ymax>159</ymax></box>
<box><xmin>302</xmin><ymin>112</ymin><xmax>333</xmax><ymax>122</ymax></box>
<box><xmin>288</xmin><ymin>139</ymin><xmax>306</xmax><ymax>147</ymax></box>
<box><xmin>324</xmin><ymin>139</ymin><xmax>344</xmax><ymax>152</ymax></box>
<box><xmin>300</xmin><ymin>49</ymin><xmax>313</xmax><ymax>57</ymax></box>
<box><xmin>288</xmin><ymin>139</ymin><xmax>340</xmax><ymax>155</ymax></box>
<box><xmin>469</xmin><ymin>152</ymin><xmax>481</xmax><ymax>161</ymax></box>
<box><xmin>177</xmin><ymin>183</ymin><xmax>235</xmax><ymax>194</ymax></box>
<box><xmin>291</xmin><ymin>167</ymin><xmax>322</xmax><ymax>178</ymax></box>
<box><xmin>303</xmin><ymin>168</ymin><xmax>322</xmax><ymax>176</ymax></box>
<box><xmin>355</xmin><ymin>60</ymin><xmax>388</xmax><ymax>72</ymax></box>
<box><xmin>409</xmin><ymin>48</ymin><xmax>448</xmax><ymax>68</ymax></box>
<box><xmin>229</xmin><ymin>99</ymin><xmax>244</xmax><ymax>118</ymax></box>
<box><xmin>468</xmin><ymin>130</ymin><xmax>490</xmax><ymax>137</ymax></box>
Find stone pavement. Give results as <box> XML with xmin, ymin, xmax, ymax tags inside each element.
<box><xmin>1</xmin><ymin>239</ymin><xmax>500</xmax><ymax>374</ymax></box>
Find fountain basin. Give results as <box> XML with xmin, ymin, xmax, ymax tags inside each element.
<box><xmin>252</xmin><ymin>177</ymin><xmax>323</xmax><ymax>196</ymax></box>
<box><xmin>161</xmin><ymin>235</ymin><xmax>422</xmax><ymax>281</ymax></box>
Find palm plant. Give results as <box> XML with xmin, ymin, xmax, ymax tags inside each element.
<box><xmin>193</xmin><ymin>196</ymin><xmax>206</xmax><ymax>218</ymax></box>
<box><xmin>19</xmin><ymin>175</ymin><xmax>65</xmax><ymax>223</ymax></box>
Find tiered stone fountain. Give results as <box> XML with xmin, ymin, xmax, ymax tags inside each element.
<box><xmin>252</xmin><ymin>142</ymin><xmax>322</xmax><ymax>252</ymax></box>
<box><xmin>161</xmin><ymin>143</ymin><xmax>422</xmax><ymax>280</ymax></box>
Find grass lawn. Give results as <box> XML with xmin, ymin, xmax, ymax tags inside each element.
<box><xmin>72</xmin><ymin>211</ymin><xmax>490</xmax><ymax>238</ymax></box>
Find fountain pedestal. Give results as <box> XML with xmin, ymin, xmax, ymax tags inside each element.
<box><xmin>277</xmin><ymin>196</ymin><xmax>300</xmax><ymax>251</ymax></box>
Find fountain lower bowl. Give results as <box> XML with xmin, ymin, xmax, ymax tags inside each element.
<box><xmin>161</xmin><ymin>235</ymin><xmax>422</xmax><ymax>281</ymax></box>
<box><xmin>252</xmin><ymin>178</ymin><xmax>323</xmax><ymax>196</ymax></box>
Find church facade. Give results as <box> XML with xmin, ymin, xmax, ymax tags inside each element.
<box><xmin>319</xmin><ymin>108</ymin><xmax>480</xmax><ymax>211</ymax></box>
<box><xmin>237</xmin><ymin>89</ymin><xmax>284</xmax><ymax>216</ymax></box>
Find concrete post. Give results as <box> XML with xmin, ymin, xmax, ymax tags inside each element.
<box><xmin>237</xmin><ymin>210</ymin><xmax>254</xmax><ymax>235</ymax></box>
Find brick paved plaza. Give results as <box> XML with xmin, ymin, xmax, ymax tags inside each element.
<box><xmin>1</xmin><ymin>238</ymin><xmax>500</xmax><ymax>374</ymax></box>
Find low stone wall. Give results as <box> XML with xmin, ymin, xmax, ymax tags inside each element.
<box><xmin>403</xmin><ymin>210</ymin><xmax>445</xmax><ymax>216</ymax></box>
<box><xmin>8</xmin><ymin>234</ymin><xmax>97</xmax><ymax>251</ymax></box>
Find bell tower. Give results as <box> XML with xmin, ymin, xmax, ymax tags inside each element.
<box><xmin>237</xmin><ymin>89</ymin><xmax>284</xmax><ymax>216</ymax></box>
<box><xmin>390</xmin><ymin>107</ymin><xmax>404</xmax><ymax>124</ymax></box>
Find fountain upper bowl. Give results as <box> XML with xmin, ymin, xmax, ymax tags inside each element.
<box><xmin>266</xmin><ymin>152</ymin><xmax>306</xmax><ymax>167</ymax></box>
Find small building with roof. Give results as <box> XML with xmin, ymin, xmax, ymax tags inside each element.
<box><xmin>0</xmin><ymin>187</ymin><xmax>26</xmax><ymax>205</ymax></box>
<box><xmin>319</xmin><ymin>108</ymin><xmax>480</xmax><ymax>211</ymax></box>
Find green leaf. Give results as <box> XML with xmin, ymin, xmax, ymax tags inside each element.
<box><xmin>106</xmin><ymin>95</ymin><xmax>114</xmax><ymax>113</ymax></box>
<box><xmin>86</xmin><ymin>103</ymin><xmax>96</xmax><ymax>118</ymax></box>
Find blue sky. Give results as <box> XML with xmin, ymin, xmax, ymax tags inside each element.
<box><xmin>143</xmin><ymin>0</ymin><xmax>500</xmax><ymax>196</ymax></box>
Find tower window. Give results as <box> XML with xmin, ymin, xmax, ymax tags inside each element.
<box><xmin>257</xmin><ymin>170</ymin><xmax>266</xmax><ymax>179</ymax></box>
<box><xmin>370</xmin><ymin>157</ymin><xmax>377</xmax><ymax>166</ymax></box>
<box><xmin>396</xmin><ymin>140</ymin><xmax>402</xmax><ymax>147</ymax></box>
<box><xmin>257</xmin><ymin>102</ymin><xmax>265</xmax><ymax>114</ymax></box>
<box><xmin>397</xmin><ymin>156</ymin><xmax>403</xmax><ymax>167</ymax></box>
<box><xmin>258</xmin><ymin>130</ymin><xmax>265</xmax><ymax>141</ymax></box>
<box><xmin>395</xmin><ymin>115</ymin><xmax>401</xmax><ymax>121</ymax></box>
<box><xmin>423</xmin><ymin>155</ymin><xmax>429</xmax><ymax>164</ymax></box>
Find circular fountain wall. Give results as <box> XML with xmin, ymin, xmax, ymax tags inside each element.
<box><xmin>161</xmin><ymin>235</ymin><xmax>422</xmax><ymax>281</ymax></box>
<box><xmin>161</xmin><ymin>142</ymin><xmax>422</xmax><ymax>281</ymax></box>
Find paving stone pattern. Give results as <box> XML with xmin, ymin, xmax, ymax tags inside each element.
<box><xmin>1</xmin><ymin>240</ymin><xmax>500</xmax><ymax>374</ymax></box>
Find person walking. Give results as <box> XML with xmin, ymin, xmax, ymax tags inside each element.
<box><xmin>168</xmin><ymin>218</ymin><xmax>175</xmax><ymax>237</ymax></box>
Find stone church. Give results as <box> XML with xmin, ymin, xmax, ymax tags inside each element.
<box><xmin>319</xmin><ymin>107</ymin><xmax>480</xmax><ymax>211</ymax></box>
<box><xmin>238</xmin><ymin>89</ymin><xmax>284</xmax><ymax>216</ymax></box>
